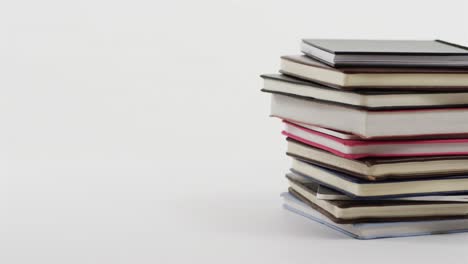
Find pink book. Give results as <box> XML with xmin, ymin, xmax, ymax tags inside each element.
<box><xmin>283</xmin><ymin>120</ymin><xmax>468</xmax><ymax>159</ymax></box>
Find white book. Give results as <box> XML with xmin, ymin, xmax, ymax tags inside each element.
<box><xmin>271</xmin><ymin>93</ymin><xmax>468</xmax><ymax>138</ymax></box>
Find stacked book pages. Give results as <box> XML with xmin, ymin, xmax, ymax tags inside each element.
<box><xmin>262</xmin><ymin>39</ymin><xmax>468</xmax><ymax>239</ymax></box>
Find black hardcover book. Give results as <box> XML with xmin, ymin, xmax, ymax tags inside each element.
<box><xmin>261</xmin><ymin>74</ymin><xmax>468</xmax><ymax>110</ymax></box>
<box><xmin>301</xmin><ymin>39</ymin><xmax>468</xmax><ymax>67</ymax></box>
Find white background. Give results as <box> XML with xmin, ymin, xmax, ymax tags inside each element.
<box><xmin>1</xmin><ymin>0</ymin><xmax>468</xmax><ymax>263</ymax></box>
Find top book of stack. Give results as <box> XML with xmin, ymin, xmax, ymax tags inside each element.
<box><xmin>283</xmin><ymin>39</ymin><xmax>468</xmax><ymax>90</ymax></box>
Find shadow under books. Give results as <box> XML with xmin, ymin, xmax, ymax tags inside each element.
<box><xmin>166</xmin><ymin>194</ymin><xmax>349</xmax><ymax>240</ymax></box>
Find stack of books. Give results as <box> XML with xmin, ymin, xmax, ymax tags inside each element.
<box><xmin>261</xmin><ymin>39</ymin><xmax>468</xmax><ymax>239</ymax></box>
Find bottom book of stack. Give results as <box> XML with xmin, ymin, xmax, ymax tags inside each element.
<box><xmin>282</xmin><ymin>172</ymin><xmax>468</xmax><ymax>239</ymax></box>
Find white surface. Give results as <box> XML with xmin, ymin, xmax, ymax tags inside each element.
<box><xmin>1</xmin><ymin>0</ymin><xmax>468</xmax><ymax>263</ymax></box>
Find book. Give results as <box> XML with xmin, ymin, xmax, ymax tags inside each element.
<box><xmin>286</xmin><ymin>138</ymin><xmax>468</xmax><ymax>181</ymax></box>
<box><xmin>313</xmin><ymin>178</ymin><xmax>468</xmax><ymax>202</ymax></box>
<box><xmin>261</xmin><ymin>74</ymin><xmax>468</xmax><ymax>110</ymax></box>
<box><xmin>283</xmin><ymin>121</ymin><xmax>468</xmax><ymax>159</ymax></box>
<box><xmin>270</xmin><ymin>93</ymin><xmax>468</xmax><ymax>138</ymax></box>
<box><xmin>280</xmin><ymin>55</ymin><xmax>468</xmax><ymax>90</ymax></box>
<box><xmin>286</xmin><ymin>173</ymin><xmax>468</xmax><ymax>223</ymax></box>
<box><xmin>300</xmin><ymin>39</ymin><xmax>468</xmax><ymax>67</ymax></box>
<box><xmin>282</xmin><ymin>192</ymin><xmax>468</xmax><ymax>240</ymax></box>
<box><xmin>291</xmin><ymin>158</ymin><xmax>468</xmax><ymax>198</ymax></box>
